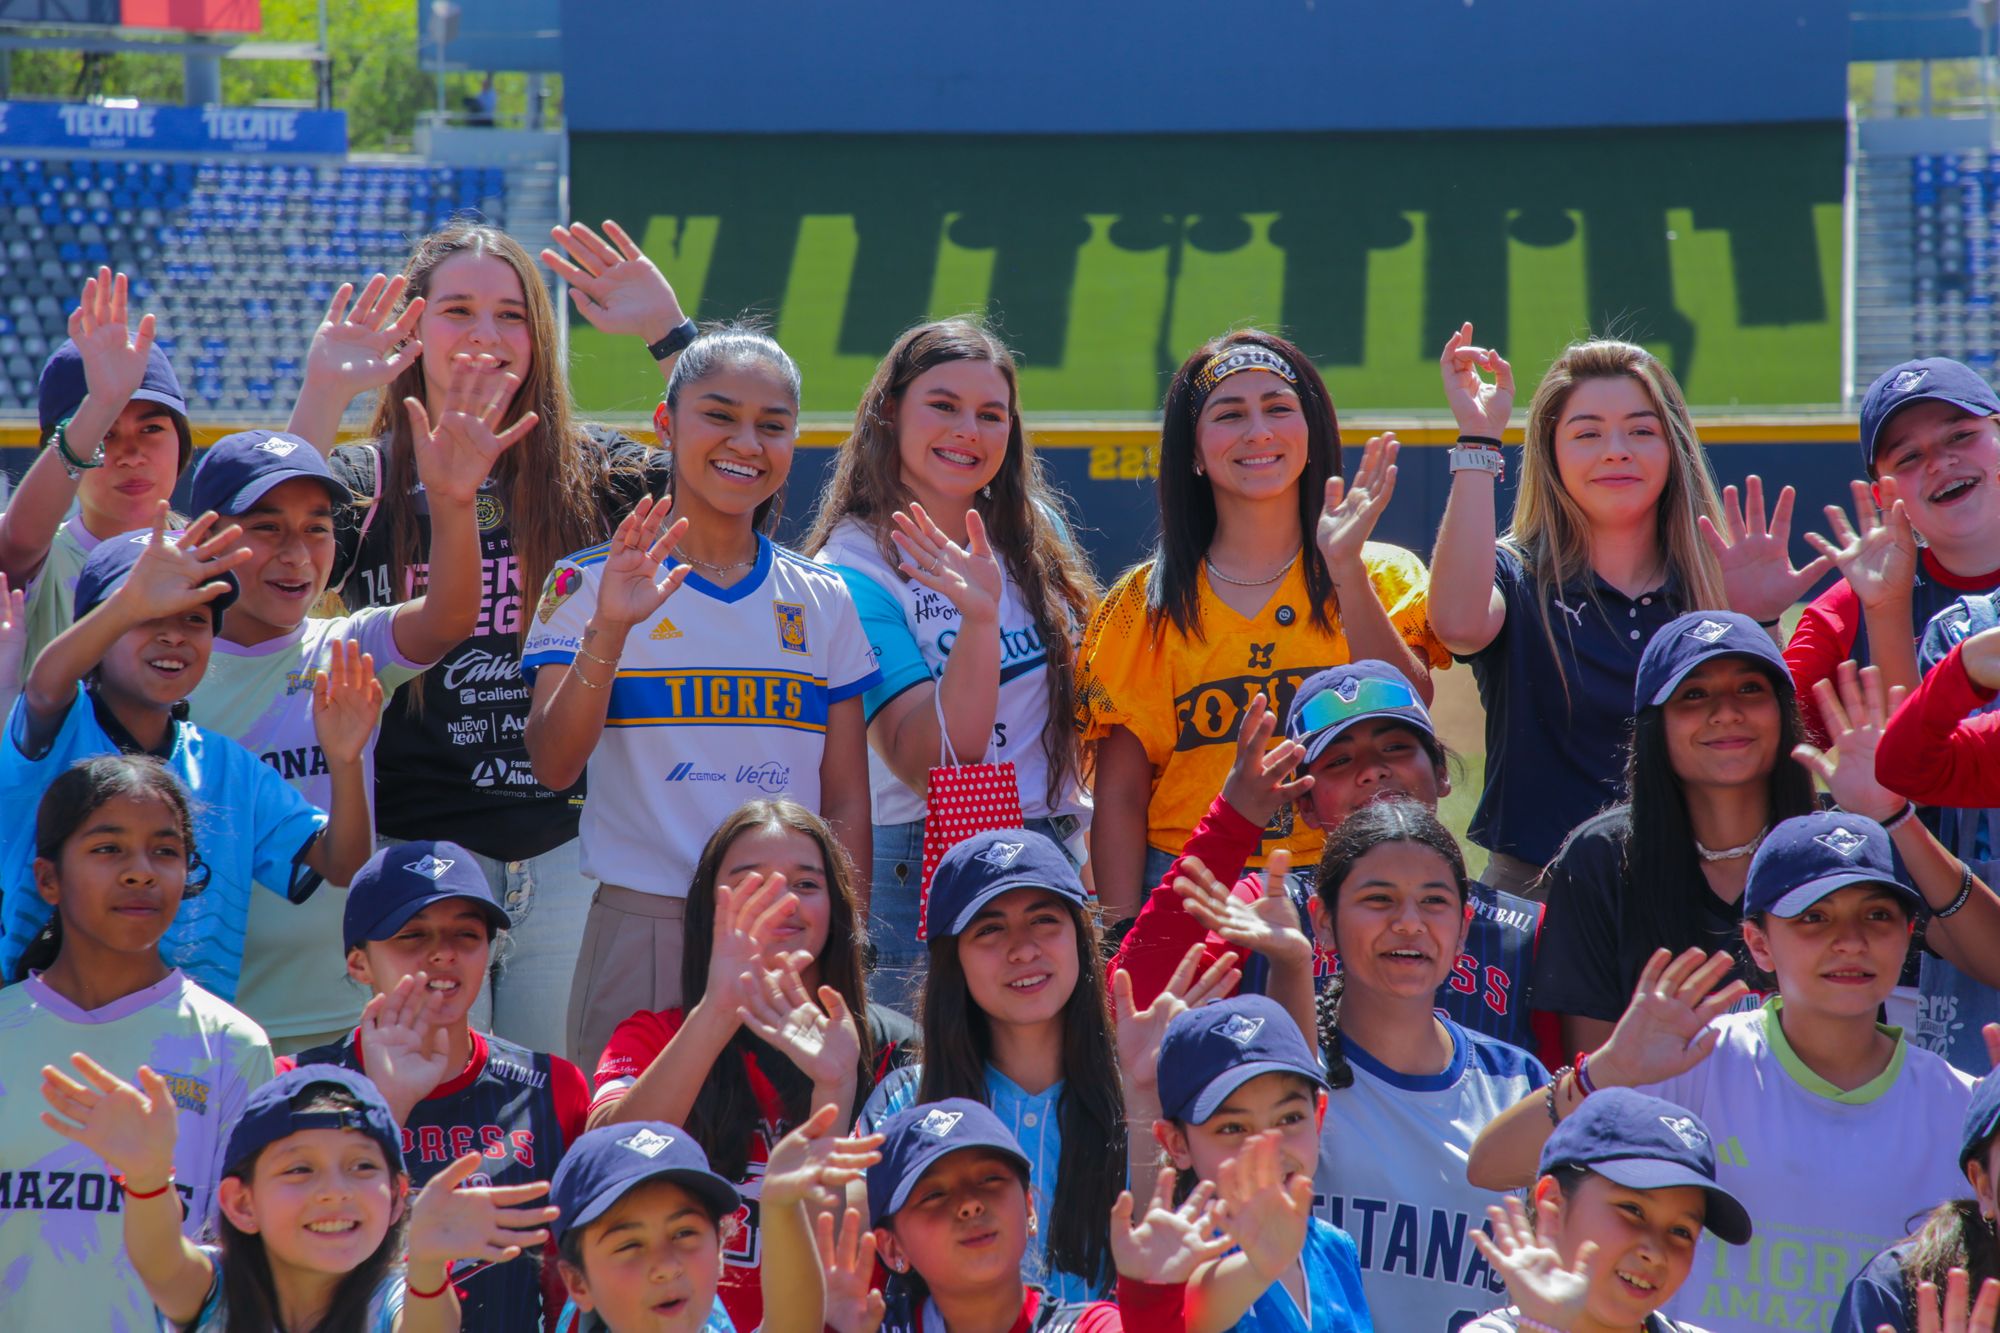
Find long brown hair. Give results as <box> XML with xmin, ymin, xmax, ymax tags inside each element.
<box><xmin>366</xmin><ymin>223</ymin><xmax>638</xmax><ymax>651</ymax></box>
<box><xmin>803</xmin><ymin>319</ymin><xmax>1098</xmax><ymax>808</ymax></box>
<box><xmin>1504</xmin><ymin>339</ymin><xmax>1726</xmax><ymax>699</ymax></box>
<box><xmin>679</xmin><ymin>799</ymin><xmax>876</xmax><ymax>1182</ymax></box>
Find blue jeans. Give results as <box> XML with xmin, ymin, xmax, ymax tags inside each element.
<box><xmin>868</xmin><ymin>817</ymin><xmax>1081</xmax><ymax>1016</ymax></box>
<box><xmin>463</xmin><ymin>838</ymin><xmax>597</xmax><ymax>1059</ymax></box>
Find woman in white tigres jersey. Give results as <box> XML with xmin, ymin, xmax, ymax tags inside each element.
<box><xmin>804</xmin><ymin>319</ymin><xmax>1098</xmax><ymax>1012</ymax></box>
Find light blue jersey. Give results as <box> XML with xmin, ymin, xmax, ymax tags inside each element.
<box><xmin>1228</xmin><ymin>1217</ymin><xmax>1373</xmax><ymax>1333</ymax></box>
<box><xmin>0</xmin><ymin>691</ymin><xmax>326</xmax><ymax>997</ymax></box>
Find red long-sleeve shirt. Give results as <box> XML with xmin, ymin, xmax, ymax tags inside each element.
<box><xmin>1877</xmin><ymin>639</ymin><xmax>2000</xmax><ymax>806</ymax></box>
<box><xmin>1107</xmin><ymin>796</ymin><xmax>1267</xmax><ymax>1010</ymax></box>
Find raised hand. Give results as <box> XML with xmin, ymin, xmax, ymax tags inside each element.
<box><xmin>1806</xmin><ymin>479</ymin><xmax>1919</xmax><ymax>612</ymax></box>
<box><xmin>890</xmin><ymin>505</ymin><xmax>1002</xmax><ymax>628</ymax></box>
<box><xmin>1316</xmin><ymin>433</ymin><xmax>1398</xmax><ymax>575</ymax></box>
<box><xmin>1173</xmin><ymin>849</ymin><xmax>1313</xmax><ymax>969</ymax></box>
<box><xmin>68</xmin><ymin>266</ymin><xmax>157</xmax><ymax>408</ymax></box>
<box><xmin>1471</xmin><ymin>1194</ymin><xmax>1597</xmax><ymax>1332</ymax></box>
<box><xmin>737</xmin><ymin>962</ymin><xmax>863</xmax><ymax>1092</ymax></box>
<box><xmin>1110</xmin><ymin>1167</ymin><xmax>1229</xmax><ymax>1284</ymax></box>
<box><xmin>1112</xmin><ymin>944</ymin><xmax>1242</xmax><ymax>1098</ymax></box>
<box><xmin>1439</xmin><ymin>323</ymin><xmax>1514</xmax><ymax>439</ymax></box>
<box><xmin>312</xmin><ymin>638</ymin><xmax>386</xmax><ymax>767</ymax></box>
<box><xmin>1902</xmin><ymin>1268</ymin><xmax>2000</xmax><ymax>1333</ymax></box>
<box><xmin>357</xmin><ymin>971</ymin><xmax>453</xmax><ymax>1121</ymax></box>
<box><xmin>1960</xmin><ymin>626</ymin><xmax>2000</xmax><ymax>693</ymax></box>
<box><xmin>1590</xmin><ymin>948</ymin><xmax>1748</xmax><ymax>1089</ymax></box>
<box><xmin>817</xmin><ymin>1206</ymin><xmax>887</xmax><ymax>1333</ymax></box>
<box><xmin>405</xmin><ymin>352</ymin><xmax>538</xmax><ymax>505</ymax></box>
<box><xmin>761</xmin><ymin>1104</ymin><xmax>885</xmax><ymax>1210</ymax></box>
<box><xmin>1213</xmin><ymin>1131</ymin><xmax>1312</xmax><ymax>1283</ymax></box>
<box><xmin>39</xmin><ymin>1054</ymin><xmax>179</xmax><ymax>1188</ymax></box>
<box><xmin>405</xmin><ymin>1153</ymin><xmax>559</xmax><ymax>1271</ymax></box>
<box><xmin>540</xmin><ymin>220</ymin><xmax>686</xmax><ymax>344</ymax></box>
<box><xmin>590</xmin><ymin>496</ymin><xmax>691</xmax><ymax>631</ymax></box>
<box><xmin>1217</xmin><ymin>693</ymin><xmax>1312</xmax><ymax>830</ymax></box>
<box><xmin>1700</xmin><ymin>475</ymin><xmax>1835</xmax><ymax>627</ymax></box>
<box><xmin>0</xmin><ymin>573</ymin><xmax>29</xmax><ymax>697</ymax></box>
<box><xmin>1792</xmin><ymin>662</ymin><xmax>1907</xmax><ymax>821</ymax></box>
<box><xmin>303</xmin><ymin>274</ymin><xmax>424</xmax><ymax>400</ymax></box>
<box><xmin>701</xmin><ymin>871</ymin><xmax>800</xmax><ymax>1018</ymax></box>
<box><xmin>112</xmin><ymin>505</ymin><xmax>252</xmax><ymax>622</ymax></box>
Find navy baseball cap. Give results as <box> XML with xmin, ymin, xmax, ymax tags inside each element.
<box><xmin>1287</xmin><ymin>661</ymin><xmax>1434</xmax><ymax>765</ymax></box>
<box><xmin>224</xmin><ymin>1064</ymin><xmax>405</xmax><ymax>1175</ymax></box>
<box><xmin>866</xmin><ymin>1098</ymin><xmax>1032</xmax><ymax>1226</ymax></box>
<box><xmin>1859</xmin><ymin>357</ymin><xmax>2000</xmax><ymax>472</ymax></box>
<box><xmin>1157</xmin><ymin>994</ymin><xmax>1329</xmax><ymax>1125</ymax></box>
<box><xmin>1743</xmin><ymin>811</ymin><xmax>1921</xmax><ymax>920</ymax></box>
<box><xmin>37</xmin><ymin>337</ymin><xmax>193</xmax><ymax>471</ymax></box>
<box><xmin>1635</xmin><ymin>610</ymin><xmax>1792</xmax><ymax>710</ymax></box>
<box><xmin>925</xmin><ymin>829</ymin><xmax>1089</xmax><ymax>940</ymax></box>
<box><xmin>550</xmin><ymin>1121</ymin><xmax>741</xmax><ymax>1247</ymax></box>
<box><xmin>342</xmin><ymin>840</ymin><xmax>510</xmax><ymax>952</ymax></box>
<box><xmin>73</xmin><ymin>527</ymin><xmax>239</xmax><ymax>629</ymax></box>
<box><xmin>1540</xmin><ymin>1088</ymin><xmax>1752</xmax><ymax>1244</ymax></box>
<box><xmin>191</xmin><ymin>430</ymin><xmax>351</xmax><ymax>517</ymax></box>
<box><xmin>1961</xmin><ymin>1073</ymin><xmax>2000</xmax><ymax>1173</ymax></box>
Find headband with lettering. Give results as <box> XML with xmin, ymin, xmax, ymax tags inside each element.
<box><xmin>1190</xmin><ymin>344</ymin><xmax>1299</xmax><ymax>407</ymax></box>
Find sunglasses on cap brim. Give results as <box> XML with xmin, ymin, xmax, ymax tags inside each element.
<box><xmin>1289</xmin><ymin>676</ymin><xmax>1424</xmax><ymax>740</ymax></box>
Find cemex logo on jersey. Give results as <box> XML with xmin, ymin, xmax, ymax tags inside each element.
<box><xmin>1660</xmin><ymin>1115</ymin><xmax>1708</xmax><ymax>1152</ymax></box>
<box><xmin>405</xmin><ymin>853</ymin><xmax>455</xmax><ymax>881</ymax></box>
<box><xmin>974</xmin><ymin>841</ymin><xmax>1026</xmax><ymax>870</ymax></box>
<box><xmin>619</xmin><ymin>1127</ymin><xmax>675</xmax><ymax>1159</ymax></box>
<box><xmin>1218</xmin><ymin>1014</ymin><xmax>1266</xmax><ymax>1047</ymax></box>
<box><xmin>1815</xmin><ymin>826</ymin><xmax>1868</xmax><ymax>859</ymax></box>
<box><xmin>1894</xmin><ymin>369</ymin><xmax>1929</xmax><ymax>393</ymax></box>
<box><xmin>1685</xmin><ymin>619</ymin><xmax>1731</xmax><ymax>645</ymax></box>
<box><xmin>919</xmin><ymin>1109</ymin><xmax>964</xmax><ymax>1138</ymax></box>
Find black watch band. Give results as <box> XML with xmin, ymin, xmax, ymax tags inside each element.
<box><xmin>648</xmin><ymin>317</ymin><xmax>699</xmax><ymax>362</ymax></box>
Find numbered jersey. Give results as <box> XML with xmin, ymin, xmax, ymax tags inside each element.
<box><xmin>816</xmin><ymin>516</ymin><xmax>1089</xmax><ymax>826</ymax></box>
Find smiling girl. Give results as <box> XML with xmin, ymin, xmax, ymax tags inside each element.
<box><xmin>1077</xmin><ymin>330</ymin><xmax>1446</xmax><ymax>923</ymax></box>
<box><xmin>522</xmin><ymin>328</ymin><xmax>878</xmax><ymax>1073</ymax></box>
<box><xmin>806</xmin><ymin>319</ymin><xmax>1098</xmax><ymax>1011</ymax></box>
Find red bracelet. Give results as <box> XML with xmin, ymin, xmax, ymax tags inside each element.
<box><xmin>406</xmin><ymin>1274</ymin><xmax>456</xmax><ymax>1301</ymax></box>
<box><xmin>113</xmin><ymin>1172</ymin><xmax>175</xmax><ymax>1200</ymax></box>
<box><xmin>1575</xmin><ymin>1050</ymin><xmax>1597</xmax><ymax>1097</ymax></box>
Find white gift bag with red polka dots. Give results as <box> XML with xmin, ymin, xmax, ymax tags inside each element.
<box><xmin>917</xmin><ymin>688</ymin><xmax>1025</xmax><ymax>940</ymax></box>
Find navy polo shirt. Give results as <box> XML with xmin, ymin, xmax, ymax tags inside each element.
<box><xmin>1464</xmin><ymin>546</ymin><xmax>1685</xmax><ymax>867</ymax></box>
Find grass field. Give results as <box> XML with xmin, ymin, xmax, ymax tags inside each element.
<box><xmin>568</xmin><ymin>123</ymin><xmax>1846</xmax><ymax>418</ymax></box>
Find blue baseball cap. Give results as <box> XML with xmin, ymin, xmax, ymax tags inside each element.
<box><xmin>341</xmin><ymin>840</ymin><xmax>510</xmax><ymax>952</ymax></box>
<box><xmin>865</xmin><ymin>1098</ymin><xmax>1032</xmax><ymax>1226</ymax></box>
<box><xmin>191</xmin><ymin>430</ymin><xmax>351</xmax><ymax>517</ymax></box>
<box><xmin>550</xmin><ymin>1121</ymin><xmax>741</xmax><ymax>1247</ymax></box>
<box><xmin>73</xmin><ymin>527</ymin><xmax>239</xmax><ymax>629</ymax></box>
<box><xmin>925</xmin><ymin>829</ymin><xmax>1089</xmax><ymax>940</ymax></box>
<box><xmin>1962</xmin><ymin>1074</ymin><xmax>2000</xmax><ymax>1173</ymax></box>
<box><xmin>1859</xmin><ymin>357</ymin><xmax>2000</xmax><ymax>472</ymax></box>
<box><xmin>37</xmin><ymin>337</ymin><xmax>193</xmax><ymax>472</ymax></box>
<box><xmin>224</xmin><ymin>1064</ymin><xmax>405</xmax><ymax>1176</ymax></box>
<box><xmin>1743</xmin><ymin>811</ymin><xmax>1921</xmax><ymax>920</ymax></box>
<box><xmin>1157</xmin><ymin>995</ymin><xmax>1329</xmax><ymax>1124</ymax></box>
<box><xmin>1635</xmin><ymin>610</ymin><xmax>1791</xmax><ymax>710</ymax></box>
<box><xmin>1286</xmin><ymin>661</ymin><xmax>1434</xmax><ymax>765</ymax></box>
<box><xmin>1542</xmin><ymin>1088</ymin><xmax>1751</xmax><ymax>1244</ymax></box>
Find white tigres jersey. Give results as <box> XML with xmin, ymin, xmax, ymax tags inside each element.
<box><xmin>1637</xmin><ymin>999</ymin><xmax>1972</xmax><ymax>1333</ymax></box>
<box><xmin>523</xmin><ymin>534</ymin><xmax>880</xmax><ymax>897</ymax></box>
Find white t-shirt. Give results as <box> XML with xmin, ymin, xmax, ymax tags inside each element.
<box><xmin>1637</xmin><ymin>999</ymin><xmax>1973</xmax><ymax>1333</ymax></box>
<box><xmin>0</xmin><ymin>971</ymin><xmax>273</xmax><ymax>1331</ymax></box>
<box><xmin>190</xmin><ymin>608</ymin><xmax>429</xmax><ymax>1043</ymax></box>
<box><xmin>816</xmin><ymin>517</ymin><xmax>1088</xmax><ymax>827</ymax></box>
<box><xmin>522</xmin><ymin>534</ymin><xmax>880</xmax><ymax>896</ymax></box>
<box><xmin>1316</xmin><ymin>1019</ymin><xmax>1549</xmax><ymax>1332</ymax></box>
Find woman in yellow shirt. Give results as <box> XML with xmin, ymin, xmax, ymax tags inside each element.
<box><xmin>1076</xmin><ymin>330</ymin><xmax>1446</xmax><ymax>922</ymax></box>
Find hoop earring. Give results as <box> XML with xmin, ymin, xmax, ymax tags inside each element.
<box><xmin>1193</xmin><ymin>462</ymin><xmax>1205</xmax><ymax>477</ymax></box>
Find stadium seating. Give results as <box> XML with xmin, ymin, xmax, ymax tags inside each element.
<box><xmin>0</xmin><ymin>156</ymin><xmax>507</xmax><ymax>420</ymax></box>
<box><xmin>1907</xmin><ymin>152</ymin><xmax>1997</xmax><ymax>380</ymax></box>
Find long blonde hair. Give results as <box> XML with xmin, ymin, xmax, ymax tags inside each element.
<box><xmin>1503</xmin><ymin>339</ymin><xmax>1726</xmax><ymax>697</ymax></box>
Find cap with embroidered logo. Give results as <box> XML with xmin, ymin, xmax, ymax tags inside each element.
<box><xmin>924</xmin><ymin>828</ymin><xmax>1089</xmax><ymax>940</ymax></box>
<box><xmin>865</xmin><ymin>1097</ymin><xmax>1032</xmax><ymax>1226</ymax></box>
<box><xmin>73</xmin><ymin>526</ymin><xmax>239</xmax><ymax>629</ymax></box>
<box><xmin>224</xmin><ymin>1063</ymin><xmax>405</xmax><ymax>1176</ymax></box>
<box><xmin>1156</xmin><ymin>994</ymin><xmax>1329</xmax><ymax>1124</ymax></box>
<box><xmin>1286</xmin><ymin>660</ymin><xmax>1435</xmax><ymax>765</ymax></box>
<box><xmin>341</xmin><ymin>839</ymin><xmax>510</xmax><ymax>952</ymax></box>
<box><xmin>1540</xmin><ymin>1087</ymin><xmax>1751</xmax><ymax>1244</ymax></box>
<box><xmin>1635</xmin><ymin>610</ymin><xmax>1792</xmax><ymax>710</ymax></box>
<box><xmin>1860</xmin><ymin>357</ymin><xmax>2000</xmax><ymax>472</ymax></box>
<box><xmin>1743</xmin><ymin>811</ymin><xmax>1920</xmax><ymax>920</ymax></box>
<box><xmin>549</xmin><ymin>1120</ymin><xmax>741</xmax><ymax>1246</ymax></box>
<box><xmin>191</xmin><ymin>429</ymin><xmax>353</xmax><ymax>518</ymax></box>
<box><xmin>38</xmin><ymin>336</ymin><xmax>193</xmax><ymax>473</ymax></box>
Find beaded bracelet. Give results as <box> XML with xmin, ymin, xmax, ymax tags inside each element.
<box><xmin>1546</xmin><ymin>1066</ymin><xmax>1573</xmax><ymax>1125</ymax></box>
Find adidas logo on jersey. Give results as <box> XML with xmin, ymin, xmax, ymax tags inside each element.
<box><xmin>974</xmin><ymin>841</ymin><xmax>1026</xmax><ymax>869</ymax></box>
<box><xmin>650</xmin><ymin>615</ymin><xmax>683</xmax><ymax>641</ymax></box>
<box><xmin>404</xmin><ymin>853</ymin><xmax>455</xmax><ymax>880</ymax></box>
<box><xmin>1685</xmin><ymin>619</ymin><xmax>1731</xmax><ymax>644</ymax></box>
<box><xmin>1218</xmin><ymin>1014</ymin><xmax>1266</xmax><ymax>1047</ymax></box>
<box><xmin>919</xmin><ymin>1109</ymin><xmax>964</xmax><ymax>1138</ymax></box>
<box><xmin>1658</xmin><ymin>1114</ymin><xmax>1708</xmax><ymax>1152</ymax></box>
<box><xmin>1814</xmin><ymin>826</ymin><xmax>1868</xmax><ymax>859</ymax></box>
<box><xmin>619</xmin><ymin>1128</ymin><xmax>675</xmax><ymax>1158</ymax></box>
